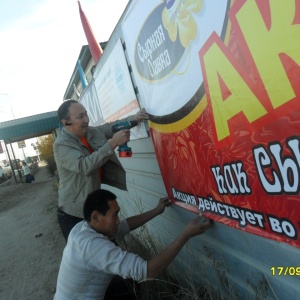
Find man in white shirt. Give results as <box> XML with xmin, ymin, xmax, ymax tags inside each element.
<box><xmin>54</xmin><ymin>189</ymin><xmax>212</xmax><ymax>300</ymax></box>
<box><xmin>22</xmin><ymin>162</ymin><xmax>33</xmax><ymax>183</ymax></box>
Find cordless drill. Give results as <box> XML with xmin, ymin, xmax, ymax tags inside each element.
<box><xmin>111</xmin><ymin>120</ymin><xmax>138</xmax><ymax>157</ymax></box>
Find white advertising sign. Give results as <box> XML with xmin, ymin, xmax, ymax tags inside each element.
<box><xmin>122</xmin><ymin>0</ymin><xmax>229</xmax><ymax>118</ymax></box>
<box><xmin>94</xmin><ymin>40</ymin><xmax>139</xmax><ymax>122</ymax></box>
<box><xmin>80</xmin><ymin>39</ymin><xmax>148</xmax><ymax>139</ymax></box>
<box><xmin>80</xmin><ymin>81</ymin><xmax>104</xmax><ymax>126</ymax></box>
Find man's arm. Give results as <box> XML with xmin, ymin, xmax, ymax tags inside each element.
<box><xmin>54</xmin><ymin>141</ymin><xmax>113</xmax><ymax>176</ymax></box>
<box><xmin>126</xmin><ymin>197</ymin><xmax>170</xmax><ymax>231</ymax></box>
<box><xmin>128</xmin><ymin>108</ymin><xmax>149</xmax><ymax>123</ymax></box>
<box><xmin>147</xmin><ymin>216</ymin><xmax>212</xmax><ymax>278</ymax></box>
<box><xmin>96</xmin><ymin>108</ymin><xmax>149</xmax><ymax>139</ymax></box>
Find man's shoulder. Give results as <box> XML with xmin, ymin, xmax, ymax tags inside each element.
<box><xmin>70</xmin><ymin>221</ymin><xmax>102</xmax><ymax>239</ymax></box>
<box><xmin>54</xmin><ymin>130</ymin><xmax>79</xmax><ymax>147</ymax></box>
<box><xmin>54</xmin><ymin>130</ymin><xmax>67</xmax><ymax>143</ymax></box>
<box><xmin>69</xmin><ymin>222</ymin><xmax>109</xmax><ymax>249</ymax></box>
<box><xmin>69</xmin><ymin>221</ymin><xmax>85</xmax><ymax>237</ymax></box>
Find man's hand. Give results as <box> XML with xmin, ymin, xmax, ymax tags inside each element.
<box><xmin>182</xmin><ymin>215</ymin><xmax>213</xmax><ymax>240</ymax></box>
<box><xmin>126</xmin><ymin>196</ymin><xmax>170</xmax><ymax>231</ymax></box>
<box><xmin>155</xmin><ymin>197</ymin><xmax>171</xmax><ymax>215</ymax></box>
<box><xmin>108</xmin><ymin>129</ymin><xmax>130</xmax><ymax>149</ymax></box>
<box><xmin>133</xmin><ymin>108</ymin><xmax>149</xmax><ymax>123</ymax></box>
<box><xmin>147</xmin><ymin>213</ymin><xmax>212</xmax><ymax>279</ymax></box>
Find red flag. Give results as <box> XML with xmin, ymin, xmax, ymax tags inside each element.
<box><xmin>78</xmin><ymin>1</ymin><xmax>103</xmax><ymax>64</ymax></box>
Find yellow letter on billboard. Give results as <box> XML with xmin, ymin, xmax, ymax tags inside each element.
<box><xmin>237</xmin><ymin>0</ymin><xmax>300</xmax><ymax>108</ymax></box>
<box><xmin>203</xmin><ymin>43</ymin><xmax>267</xmax><ymax>141</ymax></box>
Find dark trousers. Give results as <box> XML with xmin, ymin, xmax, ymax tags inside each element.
<box><xmin>57</xmin><ymin>208</ymin><xmax>84</xmax><ymax>242</ymax></box>
<box><xmin>104</xmin><ymin>276</ymin><xmax>138</xmax><ymax>300</ymax></box>
<box><xmin>25</xmin><ymin>174</ymin><xmax>33</xmax><ymax>183</ymax></box>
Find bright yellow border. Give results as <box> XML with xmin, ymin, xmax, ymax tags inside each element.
<box><xmin>149</xmin><ymin>95</ymin><xmax>207</xmax><ymax>133</ymax></box>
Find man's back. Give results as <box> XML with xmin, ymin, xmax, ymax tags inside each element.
<box><xmin>54</xmin><ymin>220</ymin><xmax>147</xmax><ymax>300</ymax></box>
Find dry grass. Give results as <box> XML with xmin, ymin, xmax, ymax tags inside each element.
<box><xmin>117</xmin><ymin>224</ymin><xmax>218</xmax><ymax>300</ymax></box>
<box><xmin>117</xmin><ymin>196</ymin><xmax>237</xmax><ymax>300</ymax></box>
<box><xmin>117</xmin><ymin>193</ymin><xmax>281</xmax><ymax>300</ymax></box>
<box><xmin>117</xmin><ymin>194</ymin><xmax>212</xmax><ymax>299</ymax></box>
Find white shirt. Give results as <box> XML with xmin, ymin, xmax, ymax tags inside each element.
<box><xmin>22</xmin><ymin>165</ymin><xmax>31</xmax><ymax>176</ymax></box>
<box><xmin>54</xmin><ymin>220</ymin><xmax>147</xmax><ymax>300</ymax></box>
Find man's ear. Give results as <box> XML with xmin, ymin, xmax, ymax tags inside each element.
<box><xmin>62</xmin><ymin>119</ymin><xmax>72</xmax><ymax>126</ymax></box>
<box><xmin>91</xmin><ymin>210</ymin><xmax>101</xmax><ymax>223</ymax></box>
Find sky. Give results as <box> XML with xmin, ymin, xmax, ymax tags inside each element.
<box><xmin>0</xmin><ymin>0</ymin><xmax>129</xmax><ymax>122</ymax></box>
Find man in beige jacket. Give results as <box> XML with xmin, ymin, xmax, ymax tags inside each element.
<box><xmin>54</xmin><ymin>99</ymin><xmax>148</xmax><ymax>241</ymax></box>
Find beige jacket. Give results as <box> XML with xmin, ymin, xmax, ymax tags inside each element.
<box><xmin>54</xmin><ymin>123</ymin><xmax>127</xmax><ymax>218</ymax></box>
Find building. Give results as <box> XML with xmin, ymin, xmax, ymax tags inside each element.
<box><xmin>63</xmin><ymin>42</ymin><xmax>106</xmax><ymax>101</ymax></box>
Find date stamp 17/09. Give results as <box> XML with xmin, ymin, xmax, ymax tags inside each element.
<box><xmin>271</xmin><ymin>267</ymin><xmax>300</xmax><ymax>276</ymax></box>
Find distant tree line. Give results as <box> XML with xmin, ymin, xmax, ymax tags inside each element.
<box><xmin>36</xmin><ymin>134</ymin><xmax>56</xmax><ymax>176</ymax></box>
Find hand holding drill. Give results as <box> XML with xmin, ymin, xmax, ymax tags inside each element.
<box><xmin>108</xmin><ymin>128</ymin><xmax>131</xmax><ymax>149</ymax></box>
<box><xmin>110</xmin><ymin>120</ymin><xmax>138</xmax><ymax>157</ymax></box>
<box><xmin>109</xmin><ymin>109</ymin><xmax>149</xmax><ymax>157</ymax></box>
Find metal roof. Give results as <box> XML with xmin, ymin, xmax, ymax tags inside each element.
<box><xmin>0</xmin><ymin>111</ymin><xmax>60</xmax><ymax>143</ymax></box>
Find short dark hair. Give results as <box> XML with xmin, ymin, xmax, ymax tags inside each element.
<box><xmin>57</xmin><ymin>99</ymin><xmax>78</xmax><ymax>124</ymax></box>
<box><xmin>83</xmin><ymin>189</ymin><xmax>117</xmax><ymax>221</ymax></box>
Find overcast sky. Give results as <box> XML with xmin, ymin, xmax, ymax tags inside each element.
<box><xmin>0</xmin><ymin>0</ymin><xmax>129</xmax><ymax>122</ymax></box>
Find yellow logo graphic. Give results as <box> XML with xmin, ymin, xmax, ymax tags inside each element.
<box><xmin>162</xmin><ymin>0</ymin><xmax>203</xmax><ymax>48</ymax></box>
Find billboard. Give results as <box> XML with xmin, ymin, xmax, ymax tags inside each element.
<box><xmin>80</xmin><ymin>39</ymin><xmax>148</xmax><ymax>139</ymax></box>
<box><xmin>122</xmin><ymin>0</ymin><xmax>300</xmax><ymax>248</ymax></box>
<box><xmin>94</xmin><ymin>40</ymin><xmax>140</xmax><ymax>123</ymax></box>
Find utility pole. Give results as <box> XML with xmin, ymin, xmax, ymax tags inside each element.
<box><xmin>21</xmin><ymin>147</ymin><xmax>26</xmax><ymax>162</ymax></box>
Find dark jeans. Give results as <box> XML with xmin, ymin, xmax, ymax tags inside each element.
<box><xmin>57</xmin><ymin>208</ymin><xmax>84</xmax><ymax>241</ymax></box>
<box><xmin>104</xmin><ymin>276</ymin><xmax>138</xmax><ymax>300</ymax></box>
<box><xmin>25</xmin><ymin>174</ymin><xmax>33</xmax><ymax>183</ymax></box>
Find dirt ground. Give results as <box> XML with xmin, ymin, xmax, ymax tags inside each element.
<box><xmin>0</xmin><ymin>162</ymin><xmax>65</xmax><ymax>300</ymax></box>
<box><xmin>0</xmin><ymin>163</ymin><xmax>195</xmax><ymax>300</ymax></box>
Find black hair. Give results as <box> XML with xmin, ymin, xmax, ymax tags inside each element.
<box><xmin>83</xmin><ymin>189</ymin><xmax>117</xmax><ymax>221</ymax></box>
<box><xmin>57</xmin><ymin>99</ymin><xmax>78</xmax><ymax>124</ymax></box>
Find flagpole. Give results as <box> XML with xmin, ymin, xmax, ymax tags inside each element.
<box><xmin>78</xmin><ymin>1</ymin><xmax>103</xmax><ymax>65</ymax></box>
